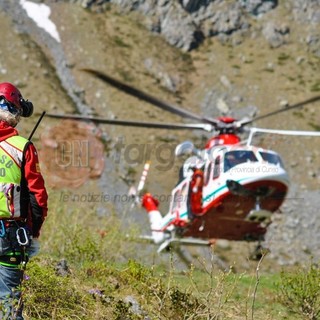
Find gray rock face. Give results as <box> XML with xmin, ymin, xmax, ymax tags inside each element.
<box><xmin>290</xmin><ymin>0</ymin><xmax>320</xmax><ymax>56</ymax></box>
<box><xmin>200</xmin><ymin>1</ymin><xmax>250</xmax><ymax>39</ymax></box>
<box><xmin>70</xmin><ymin>0</ymin><xmax>319</xmax><ymax>52</ymax></box>
<box><xmin>240</xmin><ymin>0</ymin><xmax>278</xmax><ymax>16</ymax></box>
<box><xmin>160</xmin><ymin>6</ymin><xmax>204</xmax><ymax>51</ymax></box>
<box><xmin>181</xmin><ymin>0</ymin><xmax>213</xmax><ymax>13</ymax></box>
<box><xmin>292</xmin><ymin>0</ymin><xmax>320</xmax><ymax>24</ymax></box>
<box><xmin>262</xmin><ymin>21</ymin><xmax>290</xmax><ymax>48</ymax></box>
<box><xmin>267</xmin><ymin>188</ymin><xmax>320</xmax><ymax>266</ymax></box>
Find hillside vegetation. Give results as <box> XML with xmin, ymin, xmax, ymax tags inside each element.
<box><xmin>21</xmin><ymin>193</ymin><xmax>319</xmax><ymax>319</ymax></box>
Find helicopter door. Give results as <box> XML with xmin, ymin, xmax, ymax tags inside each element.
<box><xmin>213</xmin><ymin>156</ymin><xmax>221</xmax><ymax>179</ymax></box>
<box><xmin>202</xmin><ymin>152</ymin><xmax>223</xmax><ymax>209</ymax></box>
<box><xmin>168</xmin><ymin>180</ymin><xmax>190</xmax><ymax>225</ymax></box>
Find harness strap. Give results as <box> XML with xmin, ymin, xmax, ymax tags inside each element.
<box><xmin>0</xmin><ymin>220</ymin><xmax>5</xmax><ymax>237</ymax></box>
<box><xmin>0</xmin><ymin>220</ymin><xmax>30</xmax><ymax>268</ymax></box>
<box><xmin>0</xmin><ymin>252</ymin><xmax>28</xmax><ymax>268</ymax></box>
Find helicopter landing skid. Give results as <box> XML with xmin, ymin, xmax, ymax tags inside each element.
<box><xmin>174</xmin><ymin>246</ymin><xmax>232</xmax><ymax>272</ymax></box>
<box><xmin>157</xmin><ymin>239</ymin><xmax>231</xmax><ymax>272</ymax></box>
<box><xmin>157</xmin><ymin>237</ymin><xmax>211</xmax><ymax>253</ymax></box>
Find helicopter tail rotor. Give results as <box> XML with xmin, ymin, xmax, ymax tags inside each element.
<box><xmin>129</xmin><ymin>161</ymin><xmax>151</xmax><ymax>208</ymax></box>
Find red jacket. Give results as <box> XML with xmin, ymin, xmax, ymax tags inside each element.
<box><xmin>190</xmin><ymin>169</ymin><xmax>204</xmax><ymax>215</ymax></box>
<box><xmin>0</xmin><ymin>121</ymin><xmax>48</xmax><ymax>237</ymax></box>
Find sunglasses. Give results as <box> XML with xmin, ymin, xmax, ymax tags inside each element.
<box><xmin>0</xmin><ymin>96</ymin><xmax>21</xmax><ymax>116</ymax></box>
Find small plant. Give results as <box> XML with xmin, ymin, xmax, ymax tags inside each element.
<box><xmin>118</xmin><ymin>69</ymin><xmax>135</xmax><ymax>82</ymax></box>
<box><xmin>308</xmin><ymin>122</ymin><xmax>320</xmax><ymax>131</ymax></box>
<box><xmin>310</xmin><ymin>80</ymin><xmax>320</xmax><ymax>92</ymax></box>
<box><xmin>113</xmin><ymin>299</ymin><xmax>132</xmax><ymax>319</ymax></box>
<box><xmin>22</xmin><ymin>258</ymin><xmax>94</xmax><ymax>319</ymax></box>
<box><xmin>124</xmin><ymin>259</ymin><xmax>152</xmax><ymax>283</ymax></box>
<box><xmin>278</xmin><ymin>52</ymin><xmax>291</xmax><ymax>64</ymax></box>
<box><xmin>278</xmin><ymin>262</ymin><xmax>320</xmax><ymax>320</ymax></box>
<box><xmin>112</xmin><ymin>35</ymin><xmax>131</xmax><ymax>48</ymax></box>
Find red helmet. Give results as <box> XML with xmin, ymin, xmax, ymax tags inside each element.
<box><xmin>0</xmin><ymin>82</ymin><xmax>33</xmax><ymax>123</ymax></box>
<box><xmin>0</xmin><ymin>82</ymin><xmax>23</xmax><ymax>109</ymax></box>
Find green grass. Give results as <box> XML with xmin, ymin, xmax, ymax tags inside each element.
<box><xmin>310</xmin><ymin>80</ymin><xmax>320</xmax><ymax>92</ymax></box>
<box><xmin>112</xmin><ymin>35</ymin><xmax>131</xmax><ymax>48</ymax></box>
<box><xmin>19</xmin><ymin>191</ymin><xmax>319</xmax><ymax>319</ymax></box>
<box><xmin>308</xmin><ymin>122</ymin><xmax>320</xmax><ymax>131</ymax></box>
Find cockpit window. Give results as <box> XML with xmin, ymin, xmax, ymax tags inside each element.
<box><xmin>259</xmin><ymin>151</ymin><xmax>284</xmax><ymax>168</ymax></box>
<box><xmin>224</xmin><ymin>150</ymin><xmax>258</xmax><ymax>172</ymax></box>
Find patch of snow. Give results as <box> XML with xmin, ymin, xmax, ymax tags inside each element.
<box><xmin>20</xmin><ymin>0</ymin><xmax>61</xmax><ymax>42</ymax></box>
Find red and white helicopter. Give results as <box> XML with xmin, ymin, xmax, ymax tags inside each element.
<box><xmin>46</xmin><ymin>70</ymin><xmax>320</xmax><ymax>258</ymax></box>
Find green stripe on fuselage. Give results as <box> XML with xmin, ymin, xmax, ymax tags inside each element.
<box><xmin>203</xmin><ymin>178</ymin><xmax>250</xmax><ymax>203</ymax></box>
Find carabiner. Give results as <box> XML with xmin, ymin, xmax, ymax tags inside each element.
<box><xmin>16</xmin><ymin>227</ymin><xmax>29</xmax><ymax>246</ymax></box>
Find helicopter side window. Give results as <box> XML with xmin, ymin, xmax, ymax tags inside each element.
<box><xmin>213</xmin><ymin>156</ymin><xmax>221</xmax><ymax>179</ymax></box>
<box><xmin>172</xmin><ymin>189</ymin><xmax>182</xmax><ymax>211</ymax></box>
<box><xmin>204</xmin><ymin>162</ymin><xmax>213</xmax><ymax>185</ymax></box>
<box><xmin>224</xmin><ymin>151</ymin><xmax>258</xmax><ymax>172</ymax></box>
<box><xmin>259</xmin><ymin>151</ymin><xmax>285</xmax><ymax>168</ymax></box>
<box><xmin>181</xmin><ymin>183</ymin><xmax>188</xmax><ymax>203</ymax></box>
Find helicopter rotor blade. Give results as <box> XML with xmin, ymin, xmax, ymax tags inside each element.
<box><xmin>241</xmin><ymin>95</ymin><xmax>320</xmax><ymax>126</ymax></box>
<box><xmin>250</xmin><ymin>127</ymin><xmax>320</xmax><ymax>136</ymax></box>
<box><xmin>45</xmin><ymin>113</ymin><xmax>213</xmax><ymax>131</ymax></box>
<box><xmin>247</xmin><ymin>127</ymin><xmax>320</xmax><ymax>145</ymax></box>
<box><xmin>81</xmin><ymin>68</ymin><xmax>219</xmax><ymax>126</ymax></box>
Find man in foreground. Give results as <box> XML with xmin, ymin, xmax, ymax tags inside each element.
<box><xmin>0</xmin><ymin>82</ymin><xmax>48</xmax><ymax>319</ymax></box>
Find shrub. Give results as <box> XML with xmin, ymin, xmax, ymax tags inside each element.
<box><xmin>22</xmin><ymin>258</ymin><xmax>95</xmax><ymax>319</ymax></box>
<box><xmin>278</xmin><ymin>262</ymin><xmax>320</xmax><ymax>320</ymax></box>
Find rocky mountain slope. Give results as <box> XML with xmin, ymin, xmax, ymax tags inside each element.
<box><xmin>0</xmin><ymin>0</ymin><xmax>319</xmax><ymax>270</ymax></box>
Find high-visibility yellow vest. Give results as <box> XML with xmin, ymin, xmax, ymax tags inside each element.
<box><xmin>0</xmin><ymin>135</ymin><xmax>29</xmax><ymax>218</ymax></box>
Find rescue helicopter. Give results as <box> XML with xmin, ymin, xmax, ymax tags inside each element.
<box><xmin>46</xmin><ymin>69</ymin><xmax>320</xmax><ymax>259</ymax></box>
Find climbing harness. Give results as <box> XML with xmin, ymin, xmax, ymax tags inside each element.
<box><xmin>0</xmin><ymin>221</ymin><xmax>30</xmax><ymax>268</ymax></box>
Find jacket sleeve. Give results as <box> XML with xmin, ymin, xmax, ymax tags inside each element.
<box><xmin>23</xmin><ymin>142</ymin><xmax>48</xmax><ymax>238</ymax></box>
